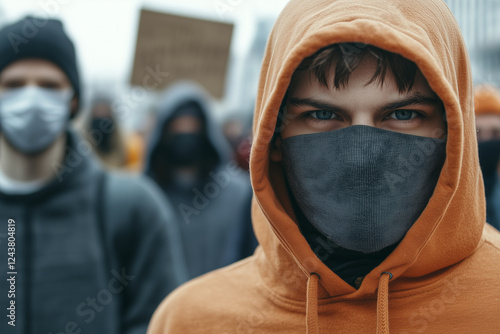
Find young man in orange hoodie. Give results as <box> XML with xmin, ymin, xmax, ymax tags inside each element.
<box><xmin>148</xmin><ymin>0</ymin><xmax>500</xmax><ymax>333</ymax></box>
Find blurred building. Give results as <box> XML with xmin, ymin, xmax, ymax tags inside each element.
<box><xmin>224</xmin><ymin>17</ymin><xmax>275</xmax><ymax>121</ymax></box>
<box><xmin>445</xmin><ymin>0</ymin><xmax>500</xmax><ymax>84</ymax></box>
<box><xmin>238</xmin><ymin>18</ymin><xmax>275</xmax><ymax>110</ymax></box>
<box><xmin>0</xmin><ymin>5</ymin><xmax>5</xmax><ymax>28</ymax></box>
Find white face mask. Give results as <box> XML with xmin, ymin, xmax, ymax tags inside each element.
<box><xmin>0</xmin><ymin>86</ymin><xmax>73</xmax><ymax>154</ymax></box>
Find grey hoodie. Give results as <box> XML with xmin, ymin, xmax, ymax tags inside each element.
<box><xmin>144</xmin><ymin>82</ymin><xmax>256</xmax><ymax>279</ymax></box>
<box><xmin>0</xmin><ymin>129</ymin><xmax>188</xmax><ymax>334</ymax></box>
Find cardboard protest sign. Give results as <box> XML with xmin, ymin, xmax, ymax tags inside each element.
<box><xmin>131</xmin><ymin>9</ymin><xmax>234</xmax><ymax>99</ymax></box>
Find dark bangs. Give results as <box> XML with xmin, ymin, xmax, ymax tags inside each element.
<box><xmin>297</xmin><ymin>43</ymin><xmax>418</xmax><ymax>93</ymax></box>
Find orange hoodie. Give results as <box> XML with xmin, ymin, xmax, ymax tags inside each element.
<box><xmin>148</xmin><ymin>0</ymin><xmax>500</xmax><ymax>333</ymax></box>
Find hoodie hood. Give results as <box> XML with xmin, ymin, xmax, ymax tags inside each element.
<box><xmin>250</xmin><ymin>0</ymin><xmax>484</xmax><ymax>300</ymax></box>
<box><xmin>144</xmin><ymin>82</ymin><xmax>232</xmax><ymax>179</ymax></box>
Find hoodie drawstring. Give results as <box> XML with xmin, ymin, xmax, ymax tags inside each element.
<box><xmin>305</xmin><ymin>272</ymin><xmax>391</xmax><ymax>334</ymax></box>
<box><xmin>376</xmin><ymin>272</ymin><xmax>392</xmax><ymax>334</ymax></box>
<box><xmin>306</xmin><ymin>273</ymin><xmax>319</xmax><ymax>334</ymax></box>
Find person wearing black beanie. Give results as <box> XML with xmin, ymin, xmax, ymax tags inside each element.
<box><xmin>0</xmin><ymin>16</ymin><xmax>188</xmax><ymax>334</ymax></box>
<box><xmin>0</xmin><ymin>16</ymin><xmax>81</xmax><ymax>114</ymax></box>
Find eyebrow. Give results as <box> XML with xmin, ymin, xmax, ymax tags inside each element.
<box><xmin>288</xmin><ymin>93</ymin><xmax>442</xmax><ymax>113</ymax></box>
<box><xmin>376</xmin><ymin>93</ymin><xmax>442</xmax><ymax>113</ymax></box>
<box><xmin>288</xmin><ymin>97</ymin><xmax>349</xmax><ymax>113</ymax></box>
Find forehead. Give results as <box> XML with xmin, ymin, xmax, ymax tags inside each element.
<box><xmin>166</xmin><ymin>115</ymin><xmax>203</xmax><ymax>133</ymax></box>
<box><xmin>91</xmin><ymin>102</ymin><xmax>113</xmax><ymax>118</ymax></box>
<box><xmin>288</xmin><ymin>55</ymin><xmax>435</xmax><ymax>103</ymax></box>
<box><xmin>476</xmin><ymin>114</ymin><xmax>500</xmax><ymax>127</ymax></box>
<box><xmin>0</xmin><ymin>58</ymin><xmax>69</xmax><ymax>83</ymax></box>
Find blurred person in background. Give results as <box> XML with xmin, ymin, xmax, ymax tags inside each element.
<box><xmin>475</xmin><ymin>84</ymin><xmax>500</xmax><ymax>230</ymax></box>
<box><xmin>145</xmin><ymin>82</ymin><xmax>257</xmax><ymax>279</ymax></box>
<box><xmin>0</xmin><ymin>16</ymin><xmax>187</xmax><ymax>334</ymax></box>
<box><xmin>222</xmin><ymin>114</ymin><xmax>252</xmax><ymax>171</ymax></box>
<box><xmin>84</xmin><ymin>94</ymin><xmax>146</xmax><ymax>172</ymax></box>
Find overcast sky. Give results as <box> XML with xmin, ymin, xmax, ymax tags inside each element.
<box><xmin>0</xmin><ymin>0</ymin><xmax>289</xmax><ymax>86</ymax></box>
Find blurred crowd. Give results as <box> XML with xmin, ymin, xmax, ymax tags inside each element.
<box><xmin>0</xmin><ymin>16</ymin><xmax>255</xmax><ymax>334</ymax></box>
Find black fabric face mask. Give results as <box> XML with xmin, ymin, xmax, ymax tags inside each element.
<box><xmin>91</xmin><ymin>117</ymin><xmax>115</xmax><ymax>153</ymax></box>
<box><xmin>164</xmin><ymin>133</ymin><xmax>207</xmax><ymax>167</ymax></box>
<box><xmin>478</xmin><ymin>139</ymin><xmax>500</xmax><ymax>198</ymax></box>
<box><xmin>281</xmin><ymin>125</ymin><xmax>446</xmax><ymax>254</ymax></box>
<box><xmin>478</xmin><ymin>139</ymin><xmax>500</xmax><ymax>176</ymax></box>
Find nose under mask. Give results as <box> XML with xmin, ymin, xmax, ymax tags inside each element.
<box><xmin>0</xmin><ymin>86</ymin><xmax>73</xmax><ymax>154</ymax></box>
<box><xmin>163</xmin><ymin>133</ymin><xmax>207</xmax><ymax>167</ymax></box>
<box><xmin>281</xmin><ymin>125</ymin><xmax>446</xmax><ymax>254</ymax></box>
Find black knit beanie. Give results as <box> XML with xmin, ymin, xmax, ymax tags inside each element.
<box><xmin>0</xmin><ymin>16</ymin><xmax>81</xmax><ymax>112</ymax></box>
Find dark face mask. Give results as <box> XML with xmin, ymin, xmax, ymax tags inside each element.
<box><xmin>91</xmin><ymin>117</ymin><xmax>115</xmax><ymax>153</ymax></box>
<box><xmin>164</xmin><ymin>133</ymin><xmax>206</xmax><ymax>167</ymax></box>
<box><xmin>477</xmin><ymin>139</ymin><xmax>500</xmax><ymax>198</ymax></box>
<box><xmin>478</xmin><ymin>139</ymin><xmax>500</xmax><ymax>177</ymax></box>
<box><xmin>281</xmin><ymin>125</ymin><xmax>446</xmax><ymax>254</ymax></box>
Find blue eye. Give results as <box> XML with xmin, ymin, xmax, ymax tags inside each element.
<box><xmin>312</xmin><ymin>110</ymin><xmax>334</xmax><ymax>120</ymax></box>
<box><xmin>391</xmin><ymin>110</ymin><xmax>415</xmax><ymax>120</ymax></box>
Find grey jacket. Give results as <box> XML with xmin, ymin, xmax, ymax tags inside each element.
<box><xmin>0</xmin><ymin>130</ymin><xmax>188</xmax><ymax>334</ymax></box>
<box><xmin>144</xmin><ymin>82</ymin><xmax>256</xmax><ymax>279</ymax></box>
